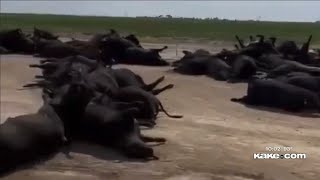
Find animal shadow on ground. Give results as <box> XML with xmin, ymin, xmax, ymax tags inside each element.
<box><xmin>0</xmin><ymin>151</ymin><xmax>58</xmax><ymax>178</ymax></box>
<box><xmin>0</xmin><ymin>140</ymin><xmax>160</xmax><ymax>177</ymax></box>
<box><xmin>234</xmin><ymin>102</ymin><xmax>320</xmax><ymax>118</ymax></box>
<box><xmin>69</xmin><ymin>141</ymin><xmax>157</xmax><ymax>163</ymax></box>
<box><xmin>164</xmin><ymin>69</ymin><xmax>204</xmax><ymax>76</ymax></box>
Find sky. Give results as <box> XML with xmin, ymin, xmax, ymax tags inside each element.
<box><xmin>1</xmin><ymin>1</ymin><xmax>320</xmax><ymax>22</ymax></box>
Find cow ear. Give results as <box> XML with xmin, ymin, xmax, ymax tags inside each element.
<box><xmin>16</xmin><ymin>28</ymin><xmax>23</xmax><ymax>34</ymax></box>
<box><xmin>42</xmin><ymin>92</ymin><xmax>52</xmax><ymax>103</ymax></box>
<box><xmin>122</xmin><ymin>107</ymin><xmax>139</xmax><ymax>117</ymax></box>
<box><xmin>131</xmin><ymin>101</ymin><xmax>144</xmax><ymax>108</ymax></box>
<box><xmin>301</xmin><ymin>35</ymin><xmax>312</xmax><ymax>54</ymax></box>
<box><xmin>162</xmin><ymin>46</ymin><xmax>168</xmax><ymax>50</ymax></box>
<box><xmin>182</xmin><ymin>50</ymin><xmax>192</xmax><ymax>55</ymax></box>
<box><xmin>110</xmin><ymin>29</ymin><xmax>117</xmax><ymax>34</ymax></box>
<box><xmin>49</xmin><ymin>95</ymin><xmax>63</xmax><ymax>106</ymax></box>
<box><xmin>94</xmin><ymin>92</ymin><xmax>105</xmax><ymax>103</ymax></box>
<box><xmin>100</xmin><ymin>37</ymin><xmax>108</xmax><ymax>44</ymax></box>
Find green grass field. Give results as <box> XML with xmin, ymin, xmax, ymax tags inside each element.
<box><xmin>1</xmin><ymin>13</ymin><xmax>320</xmax><ymax>44</ymax></box>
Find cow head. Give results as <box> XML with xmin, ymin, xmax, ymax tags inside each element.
<box><xmin>300</xmin><ymin>35</ymin><xmax>312</xmax><ymax>55</ymax></box>
<box><xmin>124</xmin><ymin>34</ymin><xmax>142</xmax><ymax>48</ymax></box>
<box><xmin>2</xmin><ymin>28</ymin><xmax>34</xmax><ymax>53</ymax></box>
<box><xmin>123</xmin><ymin>140</ymin><xmax>155</xmax><ymax>159</ymax></box>
<box><xmin>119</xmin><ymin>109</ymin><xmax>156</xmax><ymax>159</ymax></box>
<box><xmin>146</xmin><ymin>46</ymin><xmax>169</xmax><ymax>66</ymax></box>
<box><xmin>49</xmin><ymin>70</ymin><xmax>94</xmax><ymax>107</ymax></box>
<box><xmin>33</xmin><ymin>27</ymin><xmax>59</xmax><ymax>40</ymax></box>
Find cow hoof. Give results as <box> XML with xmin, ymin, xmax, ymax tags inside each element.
<box><xmin>146</xmin><ymin>155</ymin><xmax>159</xmax><ymax>161</ymax></box>
<box><xmin>138</xmin><ymin>121</ymin><xmax>155</xmax><ymax>128</ymax></box>
<box><xmin>167</xmin><ymin>84</ymin><xmax>174</xmax><ymax>89</ymax></box>
<box><xmin>152</xmin><ymin>137</ymin><xmax>166</xmax><ymax>142</ymax></box>
<box><xmin>159</xmin><ymin>76</ymin><xmax>165</xmax><ymax>82</ymax></box>
<box><xmin>227</xmin><ymin>79</ymin><xmax>238</xmax><ymax>83</ymax></box>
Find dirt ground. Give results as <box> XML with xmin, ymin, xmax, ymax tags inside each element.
<box><xmin>1</xmin><ymin>42</ymin><xmax>320</xmax><ymax>180</ymax></box>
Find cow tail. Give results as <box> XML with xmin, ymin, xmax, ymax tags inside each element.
<box><xmin>158</xmin><ymin>101</ymin><xmax>183</xmax><ymax>118</ymax></box>
<box><xmin>231</xmin><ymin>96</ymin><xmax>247</xmax><ymax>103</ymax></box>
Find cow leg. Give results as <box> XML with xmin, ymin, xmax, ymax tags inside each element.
<box><xmin>284</xmin><ymin>104</ymin><xmax>303</xmax><ymax>112</ymax></box>
<box><xmin>29</xmin><ymin>63</ymin><xmax>57</xmax><ymax>69</ymax></box>
<box><xmin>33</xmin><ymin>54</ymin><xmax>42</xmax><ymax>57</ymax></box>
<box><xmin>152</xmin><ymin>84</ymin><xmax>174</xmax><ymax>95</ymax></box>
<box><xmin>158</xmin><ymin>101</ymin><xmax>183</xmax><ymax>118</ymax></box>
<box><xmin>40</xmin><ymin>59</ymin><xmax>57</xmax><ymax>64</ymax></box>
<box><xmin>113</xmin><ymin>101</ymin><xmax>144</xmax><ymax>110</ymax></box>
<box><xmin>60</xmin><ymin>146</ymin><xmax>73</xmax><ymax>159</ymax></box>
<box><xmin>138</xmin><ymin>121</ymin><xmax>156</xmax><ymax>128</ymax></box>
<box><xmin>150</xmin><ymin>46</ymin><xmax>168</xmax><ymax>53</ymax></box>
<box><xmin>144</xmin><ymin>76</ymin><xmax>165</xmax><ymax>91</ymax></box>
<box><xmin>35</xmin><ymin>75</ymin><xmax>45</xmax><ymax>79</ymax></box>
<box><xmin>141</xmin><ymin>135</ymin><xmax>166</xmax><ymax>143</ymax></box>
<box><xmin>172</xmin><ymin>60</ymin><xmax>182</xmax><ymax>67</ymax></box>
<box><xmin>227</xmin><ymin>77</ymin><xmax>241</xmax><ymax>83</ymax></box>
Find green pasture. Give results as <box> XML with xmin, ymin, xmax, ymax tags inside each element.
<box><xmin>1</xmin><ymin>13</ymin><xmax>319</xmax><ymax>44</ymax></box>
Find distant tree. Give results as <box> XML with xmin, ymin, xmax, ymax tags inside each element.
<box><xmin>166</xmin><ymin>15</ymin><xmax>172</xmax><ymax>18</ymax></box>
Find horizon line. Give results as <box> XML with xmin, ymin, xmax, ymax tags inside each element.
<box><xmin>2</xmin><ymin>12</ymin><xmax>319</xmax><ymax>24</ymax></box>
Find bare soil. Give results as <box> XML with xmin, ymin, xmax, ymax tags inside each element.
<box><xmin>1</xmin><ymin>42</ymin><xmax>320</xmax><ymax>180</ymax></box>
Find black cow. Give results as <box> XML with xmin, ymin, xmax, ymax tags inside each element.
<box><xmin>228</xmin><ymin>55</ymin><xmax>258</xmax><ymax>82</ymax></box>
<box><xmin>291</xmin><ymin>35</ymin><xmax>319</xmax><ymax>65</ymax></box>
<box><xmin>30</xmin><ymin>56</ymin><xmax>118</xmax><ymax>95</ymax></box>
<box><xmin>77</xmin><ymin>99</ymin><xmax>164</xmax><ymax>159</ymax></box>
<box><xmin>276</xmin><ymin>40</ymin><xmax>299</xmax><ymax>57</ymax></box>
<box><xmin>89</xmin><ymin>29</ymin><xmax>120</xmax><ymax>45</ymax></box>
<box><xmin>277</xmin><ymin>75</ymin><xmax>320</xmax><ymax>96</ymax></box>
<box><xmin>257</xmin><ymin>54</ymin><xmax>289</xmax><ymax>70</ymax></box>
<box><xmin>0</xmin><ymin>46</ymin><xmax>9</xmax><ymax>54</ymax></box>
<box><xmin>99</xmin><ymin>36</ymin><xmax>169</xmax><ymax>66</ymax></box>
<box><xmin>29</xmin><ymin>59</ymin><xmax>74</xmax><ymax>83</ymax></box>
<box><xmin>0</xmin><ymin>29</ymin><xmax>34</xmax><ymax>54</ymax></box>
<box><xmin>34</xmin><ymin>38</ymin><xmax>78</xmax><ymax>58</ymax></box>
<box><xmin>110</xmin><ymin>86</ymin><xmax>182</xmax><ymax>126</ymax></box>
<box><xmin>24</xmin><ymin>69</ymin><xmax>96</xmax><ymax>137</ymax></box>
<box><xmin>268</xmin><ymin>61</ymin><xmax>320</xmax><ymax>78</ymax></box>
<box><xmin>33</xmin><ymin>27</ymin><xmax>59</xmax><ymax>40</ymax></box>
<box><xmin>31</xmin><ymin>56</ymin><xmax>117</xmax><ymax>95</ymax></box>
<box><xmin>0</xmin><ymin>93</ymin><xmax>67</xmax><ymax>174</ymax></box>
<box><xmin>272</xmin><ymin>71</ymin><xmax>312</xmax><ymax>81</ymax></box>
<box><xmin>172</xmin><ymin>49</ymin><xmax>211</xmax><ymax>67</ymax></box>
<box><xmin>112</xmin><ymin>68</ymin><xmax>173</xmax><ymax>95</ymax></box>
<box><xmin>257</xmin><ymin>54</ymin><xmax>320</xmax><ymax>77</ymax></box>
<box><xmin>98</xmin><ymin>36</ymin><xmax>138</xmax><ymax>66</ymax></box>
<box><xmin>173</xmin><ymin>56</ymin><xmax>209</xmax><ymax>75</ymax></box>
<box><xmin>92</xmin><ymin>92</ymin><xmax>144</xmax><ymax>111</ymax></box>
<box><xmin>231</xmin><ymin>79</ymin><xmax>320</xmax><ymax>112</ymax></box>
<box><xmin>206</xmin><ymin>57</ymin><xmax>231</xmax><ymax>81</ymax></box>
<box><xmin>86</xmin><ymin>66</ymin><xmax>120</xmax><ymax>95</ymax></box>
<box><xmin>232</xmin><ymin>35</ymin><xmax>279</xmax><ymax>58</ymax></box>
<box><xmin>65</xmin><ymin>36</ymin><xmax>108</xmax><ymax>60</ymax></box>
<box><xmin>173</xmin><ymin>54</ymin><xmax>231</xmax><ymax>80</ymax></box>
<box><xmin>124</xmin><ymin>34</ymin><xmax>142</xmax><ymax>48</ymax></box>
<box><xmin>120</xmin><ymin>46</ymin><xmax>169</xmax><ymax>66</ymax></box>
<box><xmin>65</xmin><ymin>39</ymin><xmax>100</xmax><ymax>59</ymax></box>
